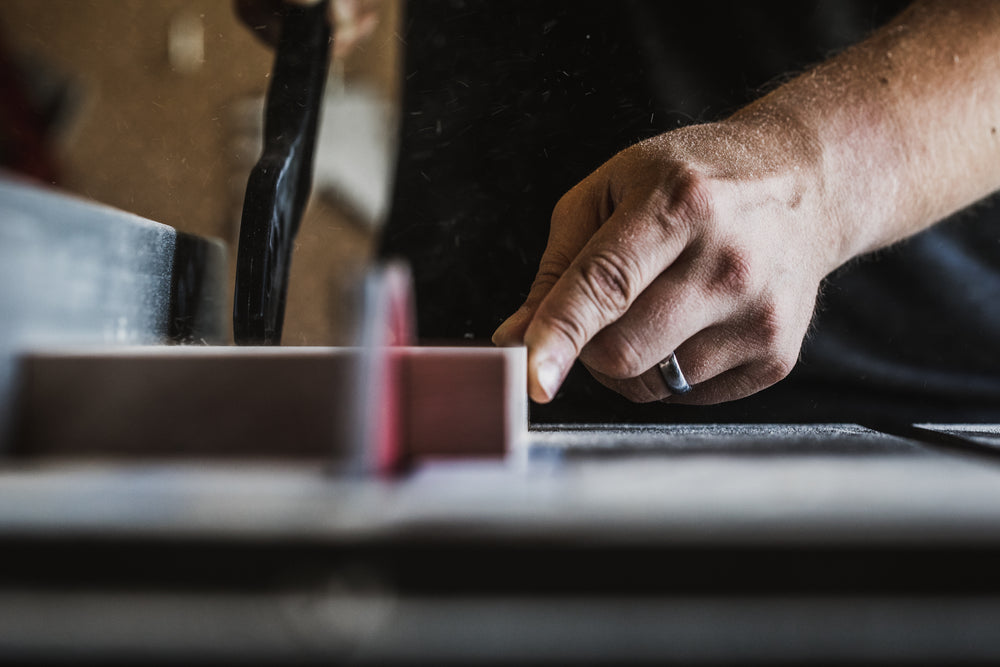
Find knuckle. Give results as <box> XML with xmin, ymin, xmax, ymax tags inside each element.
<box><xmin>741</xmin><ymin>298</ymin><xmax>802</xmax><ymax>386</ymax></box>
<box><xmin>583</xmin><ymin>327</ymin><xmax>647</xmax><ymax>380</ymax></box>
<box><xmin>527</xmin><ymin>246</ymin><xmax>580</xmax><ymax>305</ymax></box>
<box><xmin>551</xmin><ymin>192</ymin><xmax>575</xmax><ymax>223</ymax></box>
<box><xmin>531</xmin><ymin>255</ymin><xmax>571</xmax><ymax>294</ymax></box>
<box><xmin>758</xmin><ymin>353</ymin><xmax>796</xmax><ymax>386</ymax></box>
<box><xmin>711</xmin><ymin>246</ymin><xmax>756</xmax><ymax>297</ymax></box>
<box><xmin>646</xmin><ymin>202</ymin><xmax>692</xmax><ymax>253</ymax></box>
<box><xmin>551</xmin><ymin>184</ymin><xmax>590</xmax><ymax>223</ymax></box>
<box><xmin>668</xmin><ymin>169</ymin><xmax>716</xmax><ymax>224</ymax></box>
<box><xmin>529</xmin><ymin>273</ymin><xmax>558</xmax><ymax>297</ymax></box>
<box><xmin>750</xmin><ymin>298</ymin><xmax>784</xmax><ymax>349</ymax></box>
<box><xmin>575</xmin><ymin>249</ymin><xmax>640</xmax><ymax>318</ymax></box>
<box><xmin>535</xmin><ymin>309</ymin><xmax>589</xmax><ymax>352</ymax></box>
<box><xmin>635</xmin><ymin>371</ymin><xmax>666</xmax><ymax>403</ymax></box>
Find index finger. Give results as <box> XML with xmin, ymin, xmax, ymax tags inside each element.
<box><xmin>492</xmin><ymin>183</ymin><xmax>605</xmax><ymax>346</ymax></box>
<box><xmin>523</xmin><ymin>192</ymin><xmax>694</xmax><ymax>402</ymax></box>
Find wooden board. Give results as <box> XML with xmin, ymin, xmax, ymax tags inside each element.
<box><xmin>10</xmin><ymin>346</ymin><xmax>526</xmax><ymax>465</ymax></box>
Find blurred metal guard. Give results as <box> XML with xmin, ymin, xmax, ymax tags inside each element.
<box><xmin>234</xmin><ymin>0</ymin><xmax>331</xmax><ymax>344</ymax></box>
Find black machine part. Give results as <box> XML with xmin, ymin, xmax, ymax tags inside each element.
<box><xmin>233</xmin><ymin>0</ymin><xmax>331</xmax><ymax>345</ymax></box>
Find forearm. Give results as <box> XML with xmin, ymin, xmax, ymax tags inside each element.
<box><xmin>735</xmin><ymin>0</ymin><xmax>1000</xmax><ymax>266</ymax></box>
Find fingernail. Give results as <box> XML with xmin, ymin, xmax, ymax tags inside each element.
<box><xmin>535</xmin><ymin>358</ymin><xmax>564</xmax><ymax>400</ymax></box>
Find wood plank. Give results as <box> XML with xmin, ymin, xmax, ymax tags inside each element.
<box><xmin>10</xmin><ymin>346</ymin><xmax>526</xmax><ymax>464</ymax></box>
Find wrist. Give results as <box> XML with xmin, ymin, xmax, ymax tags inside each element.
<box><xmin>713</xmin><ymin>105</ymin><xmax>852</xmax><ymax>279</ymax></box>
<box><xmin>731</xmin><ymin>76</ymin><xmax>913</xmax><ymax>273</ymax></box>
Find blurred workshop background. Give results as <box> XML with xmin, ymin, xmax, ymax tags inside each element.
<box><xmin>0</xmin><ymin>0</ymin><xmax>402</xmax><ymax>345</ymax></box>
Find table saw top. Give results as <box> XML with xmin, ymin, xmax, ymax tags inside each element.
<box><xmin>2</xmin><ymin>423</ymin><xmax>999</xmax><ymax>545</ymax></box>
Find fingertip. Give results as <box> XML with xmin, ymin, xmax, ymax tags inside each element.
<box><xmin>533</xmin><ymin>358</ymin><xmax>563</xmax><ymax>401</ymax></box>
<box><xmin>492</xmin><ymin>306</ymin><xmax>532</xmax><ymax>346</ymax></box>
<box><xmin>491</xmin><ymin>321</ymin><xmax>514</xmax><ymax>346</ymax></box>
<box><xmin>525</xmin><ymin>341</ymin><xmax>570</xmax><ymax>403</ymax></box>
<box><xmin>528</xmin><ymin>385</ymin><xmax>552</xmax><ymax>404</ymax></box>
<box><xmin>491</xmin><ymin>329</ymin><xmax>510</xmax><ymax>347</ymax></box>
<box><xmin>492</xmin><ymin>328</ymin><xmax>523</xmax><ymax>346</ymax></box>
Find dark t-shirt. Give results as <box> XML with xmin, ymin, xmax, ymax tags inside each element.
<box><xmin>380</xmin><ymin>0</ymin><xmax>1000</xmax><ymax>423</ymax></box>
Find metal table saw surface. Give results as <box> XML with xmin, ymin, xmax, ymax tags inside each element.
<box><xmin>4</xmin><ymin>423</ymin><xmax>1000</xmax><ymax>664</ymax></box>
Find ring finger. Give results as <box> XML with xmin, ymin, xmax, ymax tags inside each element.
<box><xmin>584</xmin><ymin>322</ymin><xmax>750</xmax><ymax>403</ymax></box>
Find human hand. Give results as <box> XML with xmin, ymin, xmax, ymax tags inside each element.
<box><xmin>235</xmin><ymin>0</ymin><xmax>381</xmax><ymax>60</ymax></box>
<box><xmin>493</xmin><ymin>117</ymin><xmax>850</xmax><ymax>405</ymax></box>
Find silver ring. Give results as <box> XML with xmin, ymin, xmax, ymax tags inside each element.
<box><xmin>657</xmin><ymin>352</ymin><xmax>691</xmax><ymax>395</ymax></box>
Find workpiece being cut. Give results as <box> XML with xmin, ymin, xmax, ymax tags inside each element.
<box><xmin>12</xmin><ymin>345</ymin><xmax>527</xmax><ymax>469</ymax></box>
